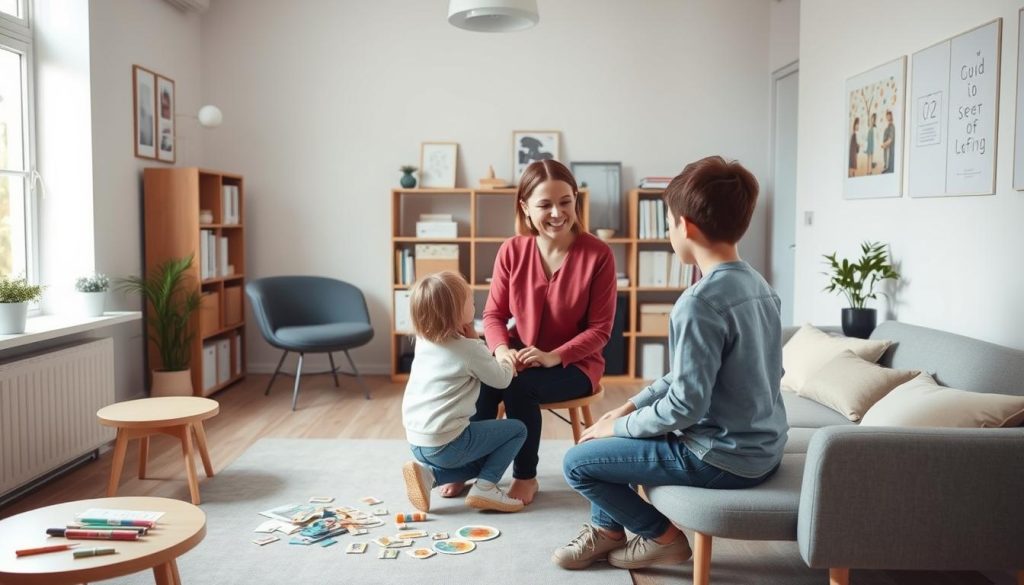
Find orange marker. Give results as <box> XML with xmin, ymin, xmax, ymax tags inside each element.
<box><xmin>395</xmin><ymin>512</ymin><xmax>426</xmax><ymax>523</ymax></box>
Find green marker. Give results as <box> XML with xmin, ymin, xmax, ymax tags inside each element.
<box><xmin>73</xmin><ymin>547</ymin><xmax>116</xmax><ymax>559</ymax></box>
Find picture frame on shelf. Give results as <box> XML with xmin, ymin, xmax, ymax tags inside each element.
<box><xmin>419</xmin><ymin>142</ymin><xmax>458</xmax><ymax>188</ymax></box>
<box><xmin>156</xmin><ymin>75</ymin><xmax>176</xmax><ymax>163</ymax></box>
<box><xmin>571</xmin><ymin>161</ymin><xmax>622</xmax><ymax>234</ymax></box>
<box><xmin>843</xmin><ymin>56</ymin><xmax>905</xmax><ymax>199</ymax></box>
<box><xmin>513</xmin><ymin>130</ymin><xmax>559</xmax><ymax>184</ymax></box>
<box><xmin>133</xmin><ymin>65</ymin><xmax>157</xmax><ymax>160</ymax></box>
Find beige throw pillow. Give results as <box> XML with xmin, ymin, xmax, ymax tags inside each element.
<box><xmin>781</xmin><ymin>324</ymin><xmax>892</xmax><ymax>393</ymax></box>
<box><xmin>861</xmin><ymin>372</ymin><xmax>1024</xmax><ymax>428</ymax></box>
<box><xmin>799</xmin><ymin>350</ymin><xmax>918</xmax><ymax>421</ymax></box>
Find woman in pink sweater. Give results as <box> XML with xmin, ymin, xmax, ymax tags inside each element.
<box><xmin>442</xmin><ymin>160</ymin><xmax>617</xmax><ymax>504</ymax></box>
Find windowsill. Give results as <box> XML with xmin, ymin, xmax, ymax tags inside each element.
<box><xmin>0</xmin><ymin>311</ymin><xmax>142</xmax><ymax>352</ymax></box>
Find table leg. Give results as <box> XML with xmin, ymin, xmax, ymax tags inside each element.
<box><xmin>107</xmin><ymin>427</ymin><xmax>129</xmax><ymax>496</ymax></box>
<box><xmin>170</xmin><ymin>559</ymin><xmax>182</xmax><ymax>585</ymax></box>
<box><xmin>153</xmin><ymin>561</ymin><xmax>175</xmax><ymax>585</ymax></box>
<box><xmin>191</xmin><ymin>421</ymin><xmax>215</xmax><ymax>478</ymax></box>
<box><xmin>138</xmin><ymin>436</ymin><xmax>150</xmax><ymax>479</ymax></box>
<box><xmin>175</xmin><ymin>425</ymin><xmax>201</xmax><ymax>505</ymax></box>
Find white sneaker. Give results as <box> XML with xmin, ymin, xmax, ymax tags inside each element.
<box><xmin>465</xmin><ymin>482</ymin><xmax>525</xmax><ymax>513</ymax></box>
<box><xmin>402</xmin><ymin>460</ymin><xmax>435</xmax><ymax>512</ymax></box>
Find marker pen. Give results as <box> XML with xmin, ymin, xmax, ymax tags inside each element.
<box><xmin>76</xmin><ymin>518</ymin><xmax>156</xmax><ymax>528</ymax></box>
<box><xmin>46</xmin><ymin>528</ymin><xmax>140</xmax><ymax>541</ymax></box>
<box><xmin>73</xmin><ymin>547</ymin><xmax>116</xmax><ymax>559</ymax></box>
<box><xmin>67</xmin><ymin>523</ymin><xmax>148</xmax><ymax>535</ymax></box>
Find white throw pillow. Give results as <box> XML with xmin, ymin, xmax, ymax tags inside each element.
<box><xmin>781</xmin><ymin>324</ymin><xmax>892</xmax><ymax>393</ymax></box>
<box><xmin>861</xmin><ymin>372</ymin><xmax>1024</xmax><ymax>428</ymax></box>
<box><xmin>799</xmin><ymin>350</ymin><xmax>919</xmax><ymax>422</ymax></box>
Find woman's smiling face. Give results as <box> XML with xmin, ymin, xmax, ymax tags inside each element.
<box><xmin>521</xmin><ymin>180</ymin><xmax>576</xmax><ymax>239</ymax></box>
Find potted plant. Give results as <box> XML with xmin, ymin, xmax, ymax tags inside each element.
<box><xmin>399</xmin><ymin>165</ymin><xmax>418</xmax><ymax>189</ymax></box>
<box><xmin>0</xmin><ymin>275</ymin><xmax>44</xmax><ymax>334</ymax></box>
<box><xmin>75</xmin><ymin>273</ymin><xmax>110</xmax><ymax>317</ymax></box>
<box><xmin>119</xmin><ymin>256</ymin><xmax>200</xmax><ymax>396</ymax></box>
<box><xmin>822</xmin><ymin>241</ymin><xmax>901</xmax><ymax>339</ymax></box>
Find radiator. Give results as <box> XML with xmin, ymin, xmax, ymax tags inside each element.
<box><xmin>0</xmin><ymin>338</ymin><xmax>116</xmax><ymax>495</ymax></box>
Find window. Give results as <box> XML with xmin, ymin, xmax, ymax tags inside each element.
<box><xmin>0</xmin><ymin>0</ymin><xmax>33</xmax><ymax>280</ymax></box>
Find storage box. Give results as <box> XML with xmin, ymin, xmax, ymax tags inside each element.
<box><xmin>224</xmin><ymin>285</ymin><xmax>243</xmax><ymax>325</ymax></box>
<box><xmin>639</xmin><ymin>303</ymin><xmax>673</xmax><ymax>336</ymax></box>
<box><xmin>414</xmin><ymin>244</ymin><xmax>459</xmax><ymax>279</ymax></box>
<box><xmin>416</xmin><ymin>221</ymin><xmax>458</xmax><ymax>238</ymax></box>
<box><xmin>199</xmin><ymin>291</ymin><xmax>221</xmax><ymax>337</ymax></box>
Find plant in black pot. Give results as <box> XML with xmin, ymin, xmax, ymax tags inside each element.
<box><xmin>822</xmin><ymin>241</ymin><xmax>900</xmax><ymax>339</ymax></box>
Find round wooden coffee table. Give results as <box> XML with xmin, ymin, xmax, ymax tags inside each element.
<box><xmin>0</xmin><ymin>496</ymin><xmax>205</xmax><ymax>585</ymax></box>
<box><xmin>97</xmin><ymin>397</ymin><xmax>219</xmax><ymax>505</ymax></box>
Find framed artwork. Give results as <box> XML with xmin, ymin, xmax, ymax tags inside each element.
<box><xmin>910</xmin><ymin>18</ymin><xmax>1001</xmax><ymax>197</ymax></box>
<box><xmin>843</xmin><ymin>57</ymin><xmax>906</xmax><ymax>199</ymax></box>
<box><xmin>571</xmin><ymin>161</ymin><xmax>622</xmax><ymax>233</ymax></box>
<box><xmin>513</xmin><ymin>130</ymin><xmax>559</xmax><ymax>184</ymax></box>
<box><xmin>156</xmin><ymin>75</ymin><xmax>175</xmax><ymax>163</ymax></box>
<box><xmin>1016</xmin><ymin>10</ymin><xmax>1024</xmax><ymax>190</ymax></box>
<box><xmin>419</xmin><ymin>142</ymin><xmax>458</xmax><ymax>188</ymax></box>
<box><xmin>133</xmin><ymin>65</ymin><xmax>157</xmax><ymax>160</ymax></box>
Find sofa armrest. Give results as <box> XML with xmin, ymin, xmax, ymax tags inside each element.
<box><xmin>798</xmin><ymin>425</ymin><xmax>1024</xmax><ymax>571</ymax></box>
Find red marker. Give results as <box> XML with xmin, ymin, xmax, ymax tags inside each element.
<box><xmin>15</xmin><ymin>543</ymin><xmax>81</xmax><ymax>557</ymax></box>
<box><xmin>46</xmin><ymin>528</ymin><xmax>140</xmax><ymax>541</ymax></box>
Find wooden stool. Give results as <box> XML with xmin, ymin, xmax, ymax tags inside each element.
<box><xmin>497</xmin><ymin>384</ymin><xmax>604</xmax><ymax>443</ymax></box>
<box><xmin>97</xmin><ymin>397</ymin><xmax>219</xmax><ymax>505</ymax></box>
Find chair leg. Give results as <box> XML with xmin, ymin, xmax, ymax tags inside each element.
<box><xmin>568</xmin><ymin>407</ymin><xmax>583</xmax><ymax>443</ymax></box>
<box><xmin>327</xmin><ymin>353</ymin><xmax>340</xmax><ymax>388</ymax></box>
<box><xmin>265</xmin><ymin>350</ymin><xmax>289</xmax><ymax>396</ymax></box>
<box><xmin>829</xmin><ymin>568</ymin><xmax>849</xmax><ymax>585</ymax></box>
<box><xmin>344</xmin><ymin>350</ymin><xmax>371</xmax><ymax>399</ymax></box>
<box><xmin>581</xmin><ymin>404</ymin><xmax>595</xmax><ymax>427</ymax></box>
<box><xmin>1017</xmin><ymin>570</ymin><xmax>1022</xmax><ymax>585</ymax></box>
<box><xmin>291</xmin><ymin>353</ymin><xmax>304</xmax><ymax>411</ymax></box>
<box><xmin>693</xmin><ymin>532</ymin><xmax>712</xmax><ymax>585</ymax></box>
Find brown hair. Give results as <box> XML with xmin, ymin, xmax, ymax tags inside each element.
<box><xmin>662</xmin><ymin>156</ymin><xmax>758</xmax><ymax>244</ymax></box>
<box><xmin>409</xmin><ymin>271</ymin><xmax>471</xmax><ymax>343</ymax></box>
<box><xmin>514</xmin><ymin>160</ymin><xmax>586</xmax><ymax>236</ymax></box>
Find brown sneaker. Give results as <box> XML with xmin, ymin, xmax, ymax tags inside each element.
<box><xmin>552</xmin><ymin>524</ymin><xmax>627</xmax><ymax>570</ymax></box>
<box><xmin>607</xmin><ymin>532</ymin><xmax>692</xmax><ymax>569</ymax></box>
<box><xmin>402</xmin><ymin>460</ymin><xmax>434</xmax><ymax>512</ymax></box>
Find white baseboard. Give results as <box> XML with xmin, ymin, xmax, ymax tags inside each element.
<box><xmin>246</xmin><ymin>361</ymin><xmax>392</xmax><ymax>376</ymax></box>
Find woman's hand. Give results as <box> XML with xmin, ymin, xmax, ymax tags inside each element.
<box><xmin>517</xmin><ymin>346</ymin><xmax>561</xmax><ymax>368</ymax></box>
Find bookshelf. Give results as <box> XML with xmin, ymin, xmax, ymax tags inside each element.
<box><xmin>143</xmin><ymin>167</ymin><xmax>247</xmax><ymax>397</ymax></box>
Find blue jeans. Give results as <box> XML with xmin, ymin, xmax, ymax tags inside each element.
<box><xmin>563</xmin><ymin>434</ymin><xmax>777</xmax><ymax>538</ymax></box>
<box><xmin>411</xmin><ymin>419</ymin><xmax>527</xmax><ymax>485</ymax></box>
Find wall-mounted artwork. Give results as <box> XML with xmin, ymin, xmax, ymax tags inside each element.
<box><xmin>844</xmin><ymin>57</ymin><xmax>906</xmax><ymax>199</ymax></box>
<box><xmin>512</xmin><ymin>130</ymin><xmax>559</xmax><ymax>184</ymax></box>
<box><xmin>1013</xmin><ymin>10</ymin><xmax>1024</xmax><ymax>190</ymax></box>
<box><xmin>133</xmin><ymin>65</ymin><xmax>157</xmax><ymax>160</ymax></box>
<box><xmin>909</xmin><ymin>18</ymin><xmax>1001</xmax><ymax>197</ymax></box>
<box><xmin>156</xmin><ymin>75</ymin><xmax>175</xmax><ymax>163</ymax></box>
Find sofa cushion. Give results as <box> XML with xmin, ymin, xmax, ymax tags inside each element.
<box><xmin>782</xmin><ymin>390</ymin><xmax>854</xmax><ymax>428</ymax></box>
<box><xmin>782</xmin><ymin>324</ymin><xmax>892</xmax><ymax>393</ymax></box>
<box><xmin>784</xmin><ymin>426</ymin><xmax>818</xmax><ymax>454</ymax></box>
<box><xmin>645</xmin><ymin>454</ymin><xmax>805</xmax><ymax>541</ymax></box>
<box><xmin>861</xmin><ymin>372</ymin><xmax>1024</xmax><ymax>428</ymax></box>
<box><xmin>799</xmin><ymin>350</ymin><xmax>918</xmax><ymax>422</ymax></box>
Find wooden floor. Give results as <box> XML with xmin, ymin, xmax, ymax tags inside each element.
<box><xmin>0</xmin><ymin>374</ymin><xmax>1016</xmax><ymax>585</ymax></box>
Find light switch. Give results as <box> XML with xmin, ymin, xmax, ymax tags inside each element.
<box><xmin>804</xmin><ymin>211</ymin><xmax>814</xmax><ymax>226</ymax></box>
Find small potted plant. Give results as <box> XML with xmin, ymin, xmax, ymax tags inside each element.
<box><xmin>400</xmin><ymin>165</ymin><xmax>418</xmax><ymax>189</ymax></box>
<box><xmin>0</xmin><ymin>275</ymin><xmax>44</xmax><ymax>334</ymax></box>
<box><xmin>118</xmin><ymin>256</ymin><xmax>200</xmax><ymax>396</ymax></box>
<box><xmin>822</xmin><ymin>241</ymin><xmax>901</xmax><ymax>339</ymax></box>
<box><xmin>75</xmin><ymin>273</ymin><xmax>110</xmax><ymax>317</ymax></box>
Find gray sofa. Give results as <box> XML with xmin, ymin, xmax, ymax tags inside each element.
<box><xmin>644</xmin><ymin>321</ymin><xmax>1024</xmax><ymax>585</ymax></box>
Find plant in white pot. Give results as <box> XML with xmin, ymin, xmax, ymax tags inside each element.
<box><xmin>822</xmin><ymin>241</ymin><xmax>901</xmax><ymax>339</ymax></box>
<box><xmin>118</xmin><ymin>256</ymin><xmax>200</xmax><ymax>396</ymax></box>
<box><xmin>75</xmin><ymin>273</ymin><xmax>110</xmax><ymax>317</ymax></box>
<box><xmin>0</xmin><ymin>275</ymin><xmax>44</xmax><ymax>334</ymax></box>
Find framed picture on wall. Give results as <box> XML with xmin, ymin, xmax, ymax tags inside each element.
<box><xmin>156</xmin><ymin>75</ymin><xmax>175</xmax><ymax>163</ymax></box>
<box><xmin>513</xmin><ymin>130</ymin><xmax>559</xmax><ymax>184</ymax></box>
<box><xmin>843</xmin><ymin>57</ymin><xmax>906</xmax><ymax>199</ymax></box>
<box><xmin>133</xmin><ymin>65</ymin><xmax>157</xmax><ymax>160</ymax></box>
<box><xmin>571</xmin><ymin>161</ymin><xmax>622</xmax><ymax>234</ymax></box>
<box><xmin>420</xmin><ymin>142</ymin><xmax>458</xmax><ymax>188</ymax></box>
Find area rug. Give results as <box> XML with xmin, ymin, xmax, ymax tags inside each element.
<box><xmin>103</xmin><ymin>438</ymin><xmax>631</xmax><ymax>585</ymax></box>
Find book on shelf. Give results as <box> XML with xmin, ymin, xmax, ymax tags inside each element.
<box><xmin>221</xmin><ymin>185</ymin><xmax>240</xmax><ymax>224</ymax></box>
<box><xmin>202</xmin><ymin>342</ymin><xmax>217</xmax><ymax>391</ymax></box>
<box><xmin>641</xmin><ymin>343</ymin><xmax>666</xmax><ymax>379</ymax></box>
<box><xmin>415</xmin><ymin>213</ymin><xmax>457</xmax><ymax>238</ymax></box>
<box><xmin>394</xmin><ymin>290</ymin><xmax>412</xmax><ymax>333</ymax></box>
<box><xmin>639</xmin><ymin>176</ymin><xmax>672</xmax><ymax>189</ymax></box>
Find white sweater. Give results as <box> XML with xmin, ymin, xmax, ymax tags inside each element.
<box><xmin>402</xmin><ymin>335</ymin><xmax>515</xmax><ymax>447</ymax></box>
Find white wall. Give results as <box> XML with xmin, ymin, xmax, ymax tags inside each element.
<box><xmin>796</xmin><ymin>0</ymin><xmax>1024</xmax><ymax>350</ymax></box>
<box><xmin>769</xmin><ymin>0</ymin><xmax>800</xmax><ymax>72</ymax></box>
<box><xmin>199</xmin><ymin>0</ymin><xmax>776</xmax><ymax>373</ymax></box>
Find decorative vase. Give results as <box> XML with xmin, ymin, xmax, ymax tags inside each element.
<box><xmin>151</xmin><ymin>369</ymin><xmax>194</xmax><ymax>397</ymax></box>
<box><xmin>841</xmin><ymin>308</ymin><xmax>877</xmax><ymax>339</ymax></box>
<box><xmin>78</xmin><ymin>291</ymin><xmax>106</xmax><ymax>317</ymax></box>
<box><xmin>400</xmin><ymin>171</ymin><xmax>417</xmax><ymax>189</ymax></box>
<box><xmin>0</xmin><ymin>302</ymin><xmax>29</xmax><ymax>335</ymax></box>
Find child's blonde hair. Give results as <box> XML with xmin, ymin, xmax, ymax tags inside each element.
<box><xmin>409</xmin><ymin>271</ymin><xmax>471</xmax><ymax>343</ymax></box>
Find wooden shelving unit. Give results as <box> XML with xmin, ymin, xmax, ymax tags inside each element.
<box><xmin>143</xmin><ymin>167</ymin><xmax>248</xmax><ymax>397</ymax></box>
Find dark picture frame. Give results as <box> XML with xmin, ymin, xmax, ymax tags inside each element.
<box><xmin>571</xmin><ymin>161</ymin><xmax>622</xmax><ymax>233</ymax></box>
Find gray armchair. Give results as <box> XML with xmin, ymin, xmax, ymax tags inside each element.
<box><xmin>246</xmin><ymin>276</ymin><xmax>374</xmax><ymax>410</ymax></box>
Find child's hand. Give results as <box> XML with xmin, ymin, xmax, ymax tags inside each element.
<box><xmin>498</xmin><ymin>352</ymin><xmax>518</xmax><ymax>376</ymax></box>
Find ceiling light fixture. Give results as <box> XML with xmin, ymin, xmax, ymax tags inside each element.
<box><xmin>448</xmin><ymin>0</ymin><xmax>539</xmax><ymax>33</ymax></box>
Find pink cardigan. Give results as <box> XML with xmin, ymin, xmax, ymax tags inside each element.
<box><xmin>483</xmin><ymin>232</ymin><xmax>617</xmax><ymax>390</ymax></box>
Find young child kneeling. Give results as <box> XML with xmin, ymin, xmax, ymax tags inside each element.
<box><xmin>401</xmin><ymin>271</ymin><xmax>527</xmax><ymax>513</ymax></box>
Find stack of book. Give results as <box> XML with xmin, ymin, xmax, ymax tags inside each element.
<box><xmin>638</xmin><ymin>251</ymin><xmax>700</xmax><ymax>288</ymax></box>
<box><xmin>221</xmin><ymin>184</ymin><xmax>240</xmax><ymax>224</ymax></box>
<box><xmin>639</xmin><ymin>176</ymin><xmax>673</xmax><ymax>189</ymax></box>
<box><xmin>199</xmin><ymin>230</ymin><xmax>230</xmax><ymax>279</ymax></box>
<box><xmin>395</xmin><ymin>249</ymin><xmax>415</xmax><ymax>285</ymax></box>
<box><xmin>638</xmin><ymin>199</ymin><xmax>668</xmax><ymax>239</ymax></box>
<box><xmin>415</xmin><ymin>213</ymin><xmax>457</xmax><ymax>238</ymax></box>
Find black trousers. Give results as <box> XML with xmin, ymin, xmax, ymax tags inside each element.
<box><xmin>471</xmin><ymin>365</ymin><xmax>591</xmax><ymax>479</ymax></box>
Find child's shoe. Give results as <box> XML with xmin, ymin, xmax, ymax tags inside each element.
<box><xmin>402</xmin><ymin>460</ymin><xmax>435</xmax><ymax>512</ymax></box>
<box><xmin>464</xmin><ymin>481</ymin><xmax>524</xmax><ymax>512</ymax></box>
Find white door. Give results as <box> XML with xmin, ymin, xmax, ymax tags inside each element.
<box><xmin>771</xmin><ymin>63</ymin><xmax>798</xmax><ymax>326</ymax></box>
